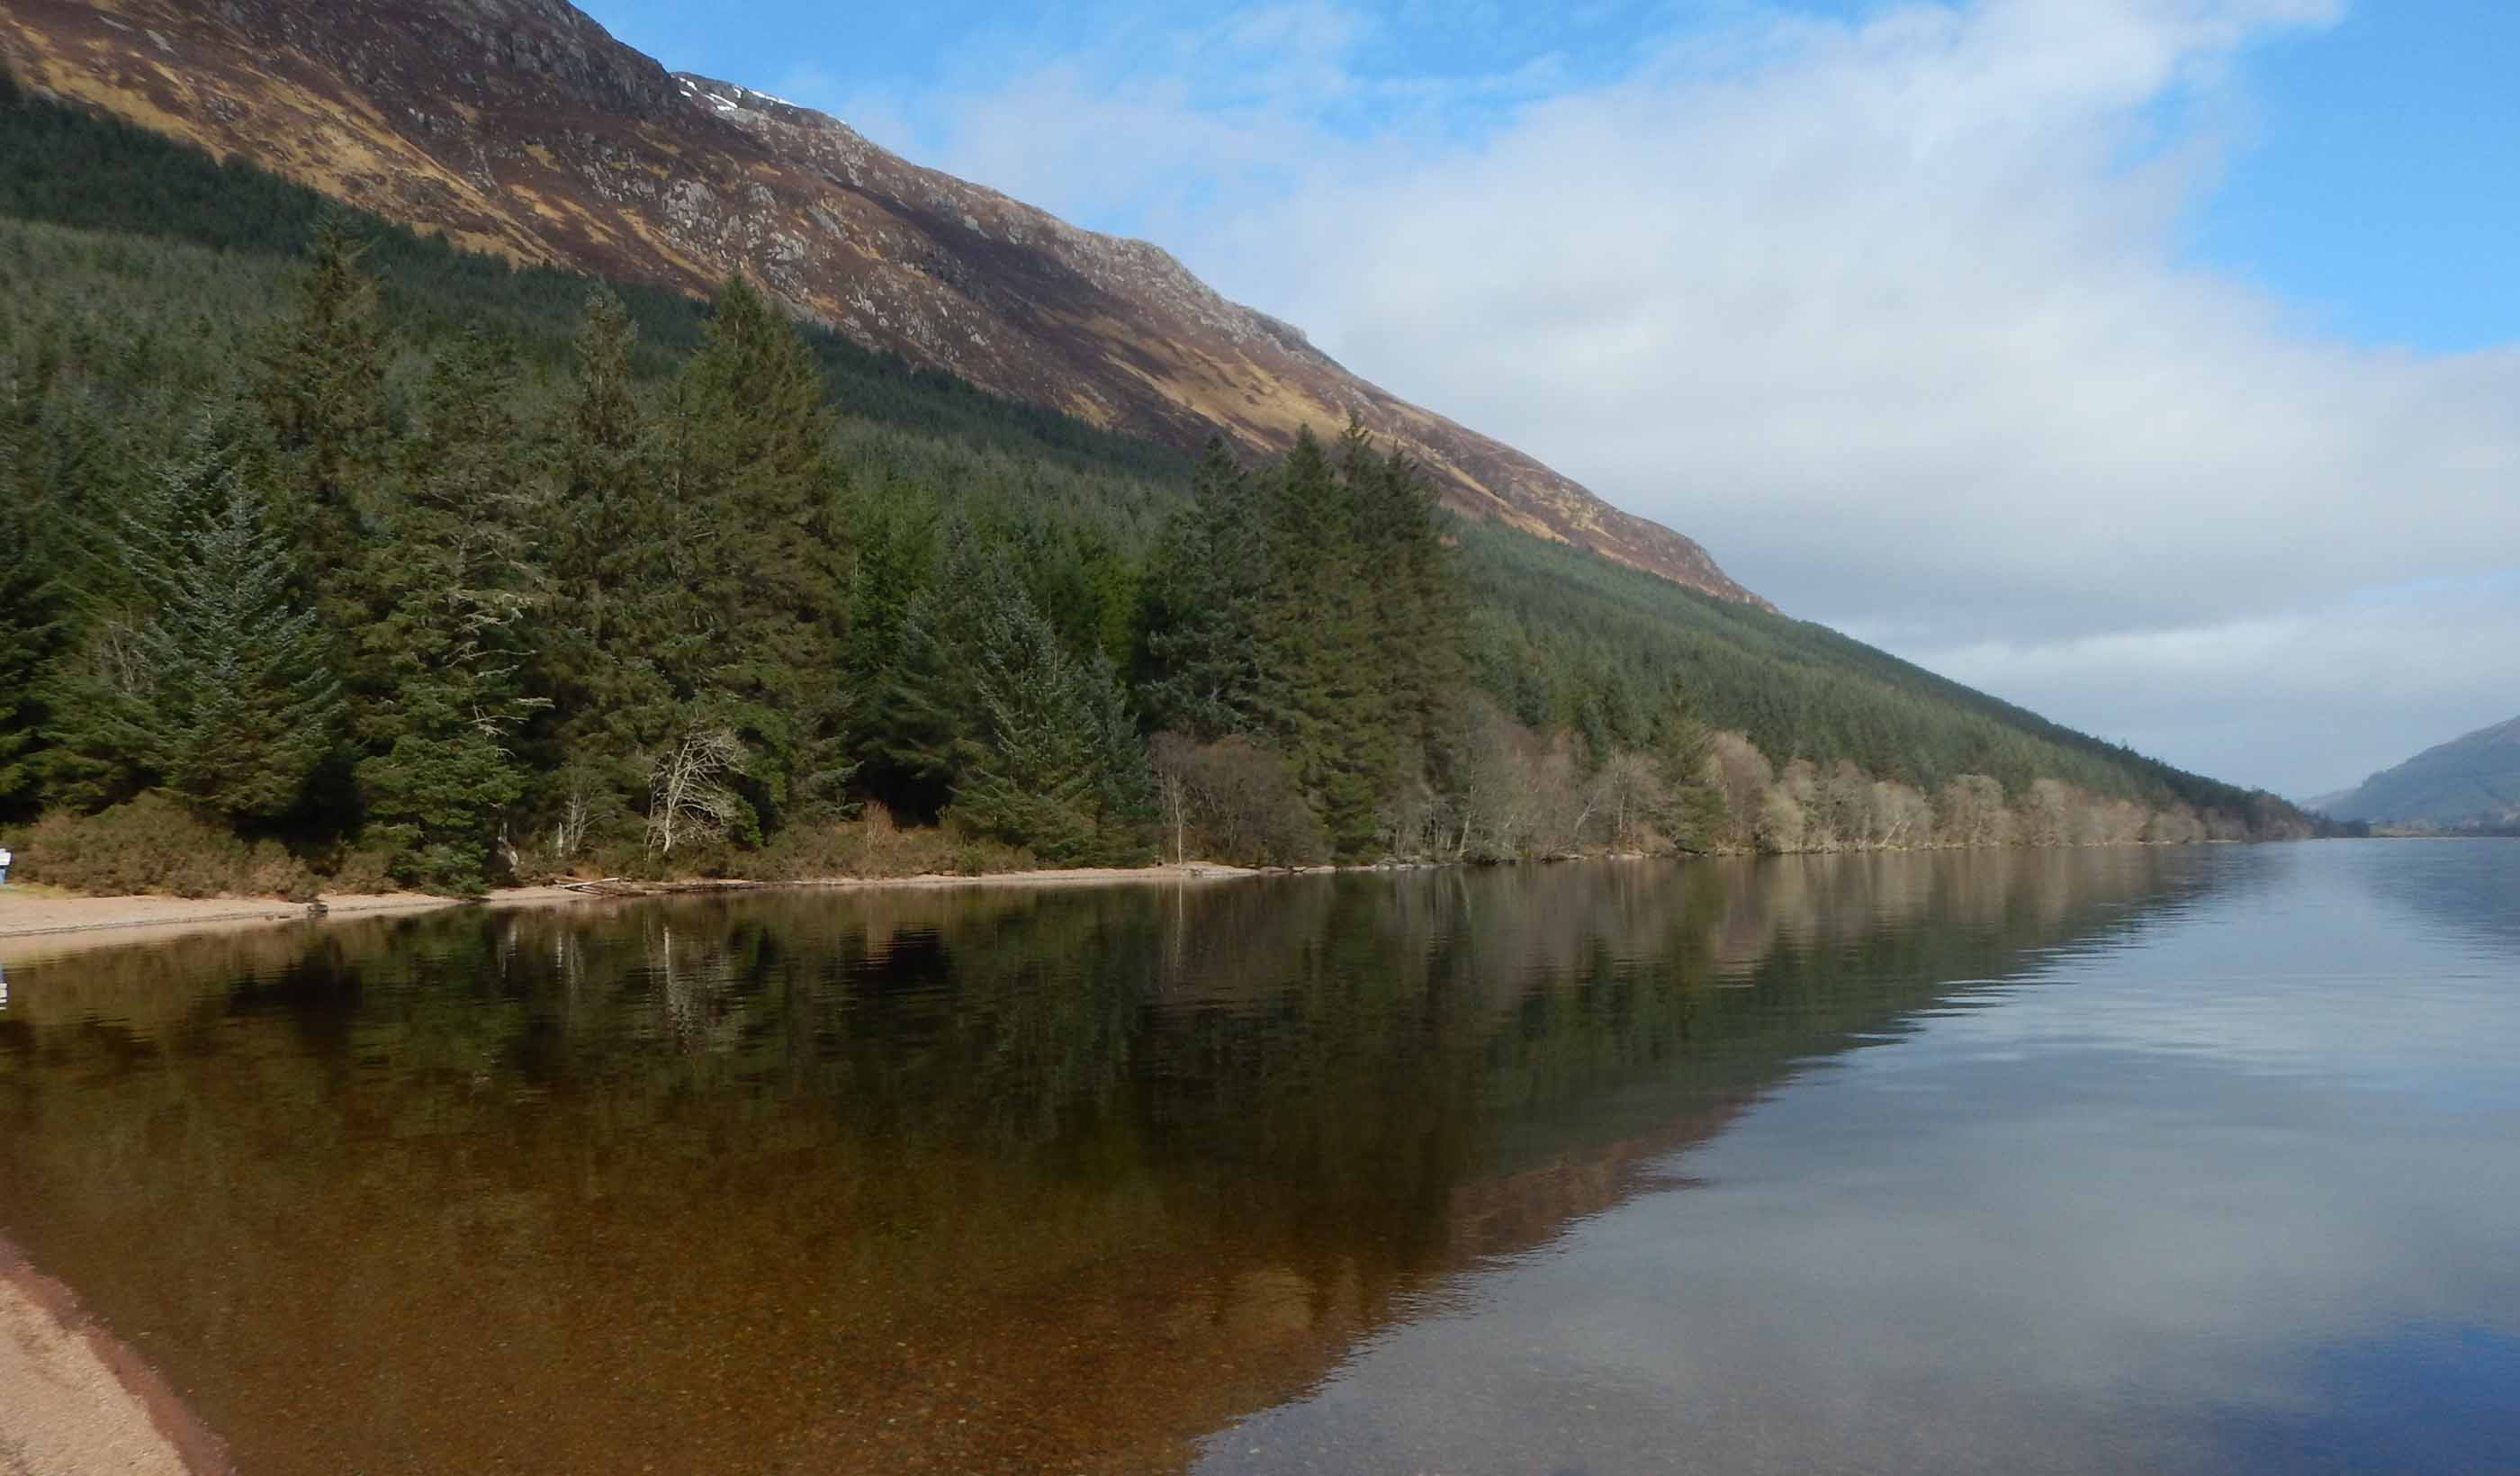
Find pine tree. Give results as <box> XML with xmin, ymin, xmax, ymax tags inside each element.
<box><xmin>660</xmin><ymin>275</ymin><xmax>851</xmax><ymax>830</ymax></box>
<box><xmin>1256</xmin><ymin>427</ymin><xmax>1394</xmax><ymax>857</ymax></box>
<box><xmin>256</xmin><ymin>218</ymin><xmax>388</xmax><ymax>625</ymax></box>
<box><xmin>1341</xmin><ymin>421</ymin><xmax>1462</xmax><ymax>811</ymax></box>
<box><xmin>0</xmin><ymin>433</ymin><xmax>64</xmax><ymax>816</ymax></box>
<box><xmin>1140</xmin><ymin>437</ymin><xmax>1270</xmax><ymax>738</ymax></box>
<box><xmin>838</xmin><ymin>478</ymin><xmax>944</xmax><ymax>808</ymax></box>
<box><xmin>543</xmin><ymin>288</ymin><xmax>683</xmax><ymax>813</ymax></box>
<box><xmin>54</xmin><ymin>422</ymin><xmax>339</xmax><ymax>821</ymax></box>
<box><xmin>354</xmin><ymin>328</ymin><xmax>542</xmax><ymax>890</ymax></box>
<box><xmin>868</xmin><ymin>522</ymin><xmax>1004</xmax><ymax>813</ymax></box>
<box><xmin>955</xmin><ymin>583</ymin><xmax>1156</xmax><ymax>866</ymax></box>
<box><xmin>1078</xmin><ymin>653</ymin><xmax>1159</xmax><ymax>856</ymax></box>
<box><xmin>1646</xmin><ymin>683</ymin><xmax>1728</xmax><ymax>851</ymax></box>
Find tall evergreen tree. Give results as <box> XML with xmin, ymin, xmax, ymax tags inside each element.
<box><xmin>354</xmin><ymin>328</ymin><xmax>542</xmax><ymax>889</ymax></box>
<box><xmin>50</xmin><ymin>418</ymin><xmax>338</xmax><ymax>821</ymax></box>
<box><xmin>0</xmin><ymin>423</ymin><xmax>64</xmax><ymax>816</ymax></box>
<box><xmin>867</xmin><ymin>522</ymin><xmax>1004</xmax><ymax>814</ymax></box>
<box><xmin>542</xmin><ymin>287</ymin><xmax>682</xmax><ymax>811</ymax></box>
<box><xmin>1255</xmin><ymin>427</ymin><xmax>1395</xmax><ymax>857</ymax></box>
<box><xmin>839</xmin><ymin>476</ymin><xmax>944</xmax><ymax>808</ymax></box>
<box><xmin>256</xmin><ymin>217</ymin><xmax>388</xmax><ymax>624</ymax></box>
<box><xmin>1140</xmin><ymin>438</ymin><xmax>1271</xmax><ymax>739</ymax></box>
<box><xmin>955</xmin><ymin>584</ymin><xmax>1156</xmax><ymax>866</ymax></box>
<box><xmin>1340</xmin><ymin>420</ymin><xmax>1462</xmax><ymax>799</ymax></box>
<box><xmin>1645</xmin><ymin>682</ymin><xmax>1728</xmax><ymax>851</ymax></box>
<box><xmin>660</xmin><ymin>275</ymin><xmax>851</xmax><ymax>830</ymax></box>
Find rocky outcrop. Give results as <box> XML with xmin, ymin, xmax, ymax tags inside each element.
<box><xmin>0</xmin><ymin>0</ymin><xmax>1766</xmax><ymax>604</ymax></box>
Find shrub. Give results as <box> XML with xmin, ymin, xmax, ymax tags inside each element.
<box><xmin>733</xmin><ymin>804</ymin><xmax>1040</xmax><ymax>881</ymax></box>
<box><xmin>17</xmin><ymin>793</ymin><xmax>319</xmax><ymax>899</ymax></box>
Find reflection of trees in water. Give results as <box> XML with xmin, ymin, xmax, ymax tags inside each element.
<box><xmin>641</xmin><ymin>917</ymin><xmax>749</xmax><ymax>1057</ymax></box>
<box><xmin>0</xmin><ymin>850</ymin><xmax>2223</xmax><ymax>1475</ymax></box>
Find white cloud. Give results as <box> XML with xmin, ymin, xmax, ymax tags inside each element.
<box><xmin>1906</xmin><ymin>578</ymin><xmax>2520</xmax><ymax>796</ymax></box>
<box><xmin>824</xmin><ymin>0</ymin><xmax>2520</xmax><ymax>796</ymax></box>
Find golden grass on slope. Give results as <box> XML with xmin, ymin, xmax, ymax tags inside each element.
<box><xmin>16</xmin><ymin>43</ymin><xmax>217</xmax><ymax>153</ymax></box>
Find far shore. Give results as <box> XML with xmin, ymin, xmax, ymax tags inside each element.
<box><xmin>0</xmin><ymin>862</ymin><xmax>1267</xmax><ymax>965</ymax></box>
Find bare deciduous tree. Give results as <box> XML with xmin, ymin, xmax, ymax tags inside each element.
<box><xmin>648</xmin><ymin>726</ymin><xmax>747</xmax><ymax>857</ymax></box>
<box><xmin>1586</xmin><ymin>752</ymin><xmax>1665</xmax><ymax>852</ymax></box>
<box><xmin>1938</xmin><ymin>774</ymin><xmax>2011</xmax><ymax>848</ymax></box>
<box><xmin>1158</xmin><ymin>766</ymin><xmax>1189</xmax><ymax>866</ymax></box>
<box><xmin>1148</xmin><ymin>732</ymin><xmax>1326</xmax><ymax>867</ymax></box>
<box><xmin>1708</xmin><ymin>733</ymin><xmax>1774</xmax><ymax>850</ymax></box>
<box><xmin>2022</xmin><ymin>778</ymin><xmax>2074</xmax><ymax>848</ymax></box>
<box><xmin>552</xmin><ymin>771</ymin><xmax>595</xmax><ymax>864</ymax></box>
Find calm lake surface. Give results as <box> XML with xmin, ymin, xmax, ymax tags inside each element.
<box><xmin>2</xmin><ymin>842</ymin><xmax>2515</xmax><ymax>1473</ymax></box>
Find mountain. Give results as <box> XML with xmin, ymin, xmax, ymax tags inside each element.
<box><xmin>2319</xmin><ymin>716</ymin><xmax>2520</xmax><ymax>830</ymax></box>
<box><xmin>0</xmin><ymin>0</ymin><xmax>1762</xmax><ymax>606</ymax></box>
<box><xmin>0</xmin><ymin>61</ymin><xmax>2310</xmax><ymax>884</ymax></box>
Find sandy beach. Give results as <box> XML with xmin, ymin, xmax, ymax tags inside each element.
<box><xmin>0</xmin><ymin>1236</ymin><xmax>229</xmax><ymax>1476</ymax></box>
<box><xmin>0</xmin><ymin>886</ymin><xmax>572</xmax><ymax>967</ymax></box>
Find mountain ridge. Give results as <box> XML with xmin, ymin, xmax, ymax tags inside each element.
<box><xmin>0</xmin><ymin>0</ymin><xmax>1767</xmax><ymax>605</ymax></box>
<box><xmin>2319</xmin><ymin>716</ymin><xmax>2520</xmax><ymax>829</ymax></box>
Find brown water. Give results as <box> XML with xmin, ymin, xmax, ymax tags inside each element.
<box><xmin>1</xmin><ymin>845</ymin><xmax>2514</xmax><ymax>1473</ymax></box>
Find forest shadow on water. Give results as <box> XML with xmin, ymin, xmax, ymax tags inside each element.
<box><xmin>0</xmin><ymin>850</ymin><xmax>2228</xmax><ymax>1473</ymax></box>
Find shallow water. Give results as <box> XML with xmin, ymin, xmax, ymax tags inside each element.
<box><xmin>1</xmin><ymin>843</ymin><xmax>2513</xmax><ymax>1473</ymax></box>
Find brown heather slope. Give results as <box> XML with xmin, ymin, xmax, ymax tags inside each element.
<box><xmin>0</xmin><ymin>0</ymin><xmax>1767</xmax><ymax>604</ymax></box>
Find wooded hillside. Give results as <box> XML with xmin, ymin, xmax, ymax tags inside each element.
<box><xmin>0</xmin><ymin>79</ymin><xmax>2308</xmax><ymax>893</ymax></box>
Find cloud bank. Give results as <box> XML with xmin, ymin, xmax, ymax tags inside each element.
<box><xmin>835</xmin><ymin>0</ymin><xmax>2520</xmax><ymax>797</ymax></box>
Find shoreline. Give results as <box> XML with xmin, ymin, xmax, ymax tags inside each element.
<box><xmin>0</xmin><ymin>1231</ymin><xmax>230</xmax><ymax>1475</ymax></box>
<box><xmin>0</xmin><ymin>839</ymin><xmax>2342</xmax><ymax>964</ymax></box>
<box><xmin>0</xmin><ymin>863</ymin><xmax>1264</xmax><ymax>965</ymax></box>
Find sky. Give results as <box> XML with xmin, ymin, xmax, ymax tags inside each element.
<box><xmin>575</xmin><ymin>0</ymin><xmax>2520</xmax><ymax>800</ymax></box>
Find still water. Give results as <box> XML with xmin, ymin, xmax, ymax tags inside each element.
<box><xmin>1</xmin><ymin>843</ymin><xmax>2514</xmax><ymax>1473</ymax></box>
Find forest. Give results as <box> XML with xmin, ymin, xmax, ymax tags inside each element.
<box><xmin>0</xmin><ymin>76</ymin><xmax>2311</xmax><ymax>895</ymax></box>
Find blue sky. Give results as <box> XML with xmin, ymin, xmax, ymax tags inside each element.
<box><xmin>573</xmin><ymin>1</ymin><xmax>2520</xmax><ymax>796</ymax></box>
<box><xmin>2176</xmin><ymin>0</ymin><xmax>2520</xmax><ymax>354</ymax></box>
<box><xmin>581</xmin><ymin>0</ymin><xmax>2517</xmax><ymax>355</ymax></box>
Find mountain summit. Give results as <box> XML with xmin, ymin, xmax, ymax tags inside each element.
<box><xmin>0</xmin><ymin>0</ymin><xmax>1764</xmax><ymax>604</ymax></box>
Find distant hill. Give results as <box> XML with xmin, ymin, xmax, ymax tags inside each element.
<box><xmin>2319</xmin><ymin>716</ymin><xmax>2520</xmax><ymax>829</ymax></box>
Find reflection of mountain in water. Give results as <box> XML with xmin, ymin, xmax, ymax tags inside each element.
<box><xmin>2348</xmin><ymin>840</ymin><xmax>2520</xmax><ymax>955</ymax></box>
<box><xmin>0</xmin><ymin>850</ymin><xmax>2218</xmax><ymax>1473</ymax></box>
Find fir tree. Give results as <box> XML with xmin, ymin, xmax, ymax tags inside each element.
<box><xmin>354</xmin><ymin>328</ymin><xmax>542</xmax><ymax>889</ymax></box>
<box><xmin>955</xmin><ymin>584</ymin><xmax>1156</xmax><ymax>866</ymax></box>
<box><xmin>838</xmin><ymin>477</ymin><xmax>944</xmax><ymax>808</ymax></box>
<box><xmin>543</xmin><ymin>288</ymin><xmax>682</xmax><ymax>810</ymax></box>
<box><xmin>660</xmin><ymin>275</ymin><xmax>852</xmax><ymax>830</ymax></box>
<box><xmin>0</xmin><ymin>441</ymin><xmax>64</xmax><ymax>816</ymax></box>
<box><xmin>1140</xmin><ymin>438</ymin><xmax>1270</xmax><ymax>739</ymax></box>
<box><xmin>57</xmin><ymin>423</ymin><xmax>339</xmax><ymax>821</ymax></box>
<box><xmin>1646</xmin><ymin>683</ymin><xmax>1727</xmax><ymax>850</ymax></box>
<box><xmin>1256</xmin><ymin>427</ymin><xmax>1396</xmax><ymax>857</ymax></box>
<box><xmin>868</xmin><ymin>522</ymin><xmax>1004</xmax><ymax>813</ymax></box>
<box><xmin>256</xmin><ymin>217</ymin><xmax>388</xmax><ymax>623</ymax></box>
<box><xmin>1346</xmin><ymin>429</ymin><xmax>1458</xmax><ymax>728</ymax></box>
